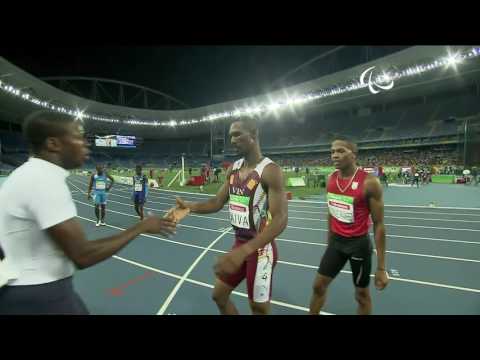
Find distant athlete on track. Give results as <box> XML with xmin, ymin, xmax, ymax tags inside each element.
<box><xmin>87</xmin><ymin>164</ymin><xmax>114</xmax><ymax>226</ymax></box>
<box><xmin>132</xmin><ymin>165</ymin><xmax>148</xmax><ymax>221</ymax></box>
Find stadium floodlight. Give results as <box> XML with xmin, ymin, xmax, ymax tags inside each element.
<box><xmin>243</xmin><ymin>107</ymin><xmax>254</xmax><ymax>115</ymax></box>
<box><xmin>267</xmin><ymin>102</ymin><xmax>281</xmax><ymax>111</ymax></box>
<box><xmin>74</xmin><ymin>110</ymin><xmax>85</xmax><ymax>121</ymax></box>
<box><xmin>445</xmin><ymin>52</ymin><xmax>462</xmax><ymax>67</ymax></box>
<box><xmin>1</xmin><ymin>46</ymin><xmax>480</xmax><ymax>127</ymax></box>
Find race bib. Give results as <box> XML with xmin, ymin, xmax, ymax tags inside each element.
<box><xmin>95</xmin><ymin>181</ymin><xmax>106</xmax><ymax>190</ymax></box>
<box><xmin>229</xmin><ymin>194</ymin><xmax>250</xmax><ymax>229</ymax></box>
<box><xmin>327</xmin><ymin>192</ymin><xmax>355</xmax><ymax>224</ymax></box>
<box><xmin>134</xmin><ymin>183</ymin><xmax>143</xmax><ymax>192</ymax></box>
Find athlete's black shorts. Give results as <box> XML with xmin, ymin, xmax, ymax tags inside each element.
<box><xmin>318</xmin><ymin>233</ymin><xmax>373</xmax><ymax>288</ymax></box>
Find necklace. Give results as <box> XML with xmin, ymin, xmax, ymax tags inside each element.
<box><xmin>336</xmin><ymin>167</ymin><xmax>359</xmax><ymax>193</ymax></box>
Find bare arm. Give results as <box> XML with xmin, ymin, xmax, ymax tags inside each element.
<box><xmin>366</xmin><ymin>175</ymin><xmax>386</xmax><ymax>270</ymax></box>
<box><xmin>241</xmin><ymin>164</ymin><xmax>288</xmax><ymax>255</ymax></box>
<box><xmin>87</xmin><ymin>175</ymin><xmax>94</xmax><ymax>198</ymax></box>
<box><xmin>107</xmin><ymin>173</ymin><xmax>115</xmax><ymax>191</ymax></box>
<box><xmin>326</xmin><ymin>174</ymin><xmax>333</xmax><ymax>245</ymax></box>
<box><xmin>179</xmin><ymin>167</ymin><xmax>232</xmax><ymax>214</ymax></box>
<box><xmin>327</xmin><ymin>214</ymin><xmax>333</xmax><ymax>245</ymax></box>
<box><xmin>46</xmin><ymin>216</ymin><xmax>176</xmax><ymax>270</ymax></box>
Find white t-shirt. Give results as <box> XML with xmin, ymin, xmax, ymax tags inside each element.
<box><xmin>0</xmin><ymin>157</ymin><xmax>77</xmax><ymax>286</ymax></box>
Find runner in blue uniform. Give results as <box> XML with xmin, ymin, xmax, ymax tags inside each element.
<box><xmin>132</xmin><ymin>165</ymin><xmax>149</xmax><ymax>220</ymax></box>
<box><xmin>87</xmin><ymin>164</ymin><xmax>114</xmax><ymax>226</ymax></box>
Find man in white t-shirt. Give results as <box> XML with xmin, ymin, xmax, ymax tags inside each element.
<box><xmin>0</xmin><ymin>110</ymin><xmax>177</xmax><ymax>314</ymax></box>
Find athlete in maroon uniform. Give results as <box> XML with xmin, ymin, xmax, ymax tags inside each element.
<box><xmin>170</xmin><ymin>118</ymin><xmax>288</xmax><ymax>315</ymax></box>
<box><xmin>309</xmin><ymin>139</ymin><xmax>389</xmax><ymax>315</ymax></box>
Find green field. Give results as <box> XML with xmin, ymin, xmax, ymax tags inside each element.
<box><xmin>75</xmin><ymin>167</ymin><xmax>328</xmax><ymax>200</ymax></box>
<box><xmin>431</xmin><ymin>175</ymin><xmax>455</xmax><ymax>184</ymax></box>
<box><xmin>69</xmin><ymin>165</ymin><xmax>449</xmax><ymax>200</ymax></box>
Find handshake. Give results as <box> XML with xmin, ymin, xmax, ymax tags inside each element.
<box><xmin>139</xmin><ymin>197</ymin><xmax>190</xmax><ymax>237</ymax></box>
<box><xmin>164</xmin><ymin>197</ymin><xmax>191</xmax><ymax>223</ymax></box>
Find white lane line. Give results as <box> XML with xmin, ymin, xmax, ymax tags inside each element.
<box><xmin>71</xmin><ymin>187</ymin><xmax>480</xmax><ymax>232</ymax></box>
<box><xmin>287</xmin><ymin>198</ymin><xmax>480</xmax><ymax>211</ymax></box>
<box><xmin>68</xmin><ymin>180</ymin><xmax>88</xmax><ymax>194</ymax></box>
<box><xmin>383</xmin><ymin>250</ymin><xmax>480</xmax><ymax>263</ymax></box>
<box><xmin>71</xmin><ymin>190</ymin><xmax>480</xmax><ymax>246</ymax></box>
<box><xmin>155</xmin><ymin>221</ymin><xmax>480</xmax><ymax>252</ymax></box>
<box><xmin>76</xmin><ymin>214</ymin><xmax>209</xmax><ymax>251</ymax></box>
<box><xmin>72</xmin><ymin>194</ymin><xmax>480</xmax><ymax>262</ymax></box>
<box><xmin>384</xmin><ymin>234</ymin><xmax>480</xmax><ymax>245</ymax></box>
<box><xmin>286</xmin><ymin>223</ymin><xmax>480</xmax><ymax>233</ymax></box>
<box><xmin>71</xmin><ymin>177</ymin><xmax>480</xmax><ymax>221</ymax></box>
<box><xmin>73</xmin><ymin>204</ymin><xmax>480</xmax><ymax>293</ymax></box>
<box><xmin>101</xmin><ymin>187</ymin><xmax>480</xmax><ymax>229</ymax></box>
<box><xmin>157</xmin><ymin>228</ymin><xmax>231</xmax><ymax>315</ymax></box>
<box><xmin>76</xmin><ymin>193</ymin><xmax>480</xmax><ymax>237</ymax></box>
<box><xmin>71</xmin><ymin>181</ymin><xmax>322</xmax><ymax>314</ymax></box>
<box><xmin>286</xmin><ymin>215</ymin><xmax>480</xmax><ymax>224</ymax></box>
<box><xmin>286</xmin><ymin>208</ymin><xmax>480</xmax><ymax>218</ymax></box>
<box><xmin>174</xmin><ymin>278</ymin><xmax>330</xmax><ymax>314</ymax></box>
<box><xmin>112</xmin><ymin>256</ymin><xmax>182</xmax><ymax>280</ymax></box>
<box><xmin>364</xmin><ymin>209</ymin><xmax>480</xmax><ymax>217</ymax></box>
<box><xmin>110</xmin><ymin>254</ymin><xmax>332</xmax><ymax>314</ymax></box>
<box><xmin>110</xmin><ymin>180</ymin><xmax>213</xmax><ymax>198</ymax></box>
<box><xmin>386</xmin><ymin>277</ymin><xmax>480</xmax><ymax>293</ymax></box>
<box><xmin>73</xmin><ymin>177</ymin><xmax>480</xmax><ymax>217</ymax></box>
<box><xmin>277</xmin><ymin>259</ymin><xmax>480</xmax><ymax>294</ymax></box>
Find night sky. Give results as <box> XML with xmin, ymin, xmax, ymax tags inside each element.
<box><xmin>2</xmin><ymin>46</ymin><xmax>409</xmax><ymax>108</ymax></box>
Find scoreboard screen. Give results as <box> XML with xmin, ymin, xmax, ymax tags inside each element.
<box><xmin>94</xmin><ymin>135</ymin><xmax>136</xmax><ymax>148</ymax></box>
<box><xmin>116</xmin><ymin>135</ymin><xmax>136</xmax><ymax>148</ymax></box>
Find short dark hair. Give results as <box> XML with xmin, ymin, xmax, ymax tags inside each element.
<box><xmin>232</xmin><ymin>116</ymin><xmax>259</xmax><ymax>137</ymax></box>
<box><xmin>332</xmin><ymin>137</ymin><xmax>358</xmax><ymax>154</ymax></box>
<box><xmin>22</xmin><ymin>110</ymin><xmax>77</xmax><ymax>154</ymax></box>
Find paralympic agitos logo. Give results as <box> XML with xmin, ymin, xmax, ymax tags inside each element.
<box><xmin>360</xmin><ymin>66</ymin><xmax>395</xmax><ymax>94</ymax></box>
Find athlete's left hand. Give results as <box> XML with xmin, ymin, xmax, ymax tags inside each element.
<box><xmin>375</xmin><ymin>269</ymin><xmax>389</xmax><ymax>290</ymax></box>
<box><xmin>214</xmin><ymin>247</ymin><xmax>249</xmax><ymax>278</ymax></box>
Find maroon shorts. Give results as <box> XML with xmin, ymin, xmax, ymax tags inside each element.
<box><xmin>219</xmin><ymin>238</ymin><xmax>278</xmax><ymax>303</ymax></box>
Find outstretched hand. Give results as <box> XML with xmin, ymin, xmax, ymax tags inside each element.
<box><xmin>164</xmin><ymin>197</ymin><xmax>190</xmax><ymax>223</ymax></box>
<box><xmin>142</xmin><ymin>212</ymin><xmax>177</xmax><ymax>237</ymax></box>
